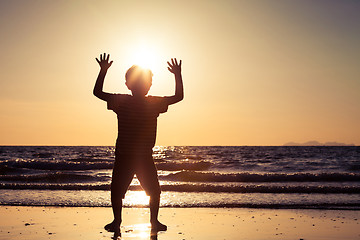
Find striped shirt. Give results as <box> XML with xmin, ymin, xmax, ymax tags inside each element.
<box><xmin>107</xmin><ymin>94</ymin><xmax>168</xmax><ymax>153</ymax></box>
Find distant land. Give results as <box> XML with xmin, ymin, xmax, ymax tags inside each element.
<box><xmin>283</xmin><ymin>141</ymin><xmax>355</xmax><ymax>146</ymax></box>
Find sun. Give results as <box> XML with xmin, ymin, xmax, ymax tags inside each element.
<box><xmin>127</xmin><ymin>42</ymin><xmax>162</xmax><ymax>72</ymax></box>
<box><xmin>112</xmin><ymin>39</ymin><xmax>172</xmax><ymax>95</ymax></box>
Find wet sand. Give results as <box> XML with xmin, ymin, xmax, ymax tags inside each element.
<box><xmin>0</xmin><ymin>206</ymin><xmax>359</xmax><ymax>239</ymax></box>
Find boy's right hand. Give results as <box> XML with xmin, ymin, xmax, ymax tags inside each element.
<box><xmin>96</xmin><ymin>53</ymin><xmax>113</xmax><ymax>70</ymax></box>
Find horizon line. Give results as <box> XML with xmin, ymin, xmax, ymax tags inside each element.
<box><xmin>0</xmin><ymin>144</ymin><xmax>358</xmax><ymax>147</ymax></box>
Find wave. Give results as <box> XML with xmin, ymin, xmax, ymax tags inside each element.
<box><xmin>0</xmin><ymin>159</ymin><xmax>213</xmax><ymax>172</ymax></box>
<box><xmin>1</xmin><ymin>183</ymin><xmax>360</xmax><ymax>193</ymax></box>
<box><xmin>161</xmin><ymin>171</ymin><xmax>360</xmax><ymax>182</ymax></box>
<box><xmin>0</xmin><ymin>159</ymin><xmax>113</xmax><ymax>171</ymax></box>
<box><xmin>155</xmin><ymin>161</ymin><xmax>212</xmax><ymax>171</ymax></box>
<box><xmin>0</xmin><ymin>173</ymin><xmax>110</xmax><ymax>183</ymax></box>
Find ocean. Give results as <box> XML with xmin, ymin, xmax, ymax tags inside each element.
<box><xmin>0</xmin><ymin>146</ymin><xmax>359</xmax><ymax>209</ymax></box>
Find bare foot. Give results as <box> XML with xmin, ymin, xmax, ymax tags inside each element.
<box><xmin>104</xmin><ymin>220</ymin><xmax>120</xmax><ymax>233</ymax></box>
<box><xmin>151</xmin><ymin>220</ymin><xmax>167</xmax><ymax>231</ymax></box>
<box><xmin>112</xmin><ymin>230</ymin><xmax>121</xmax><ymax>239</ymax></box>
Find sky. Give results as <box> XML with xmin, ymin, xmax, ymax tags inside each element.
<box><xmin>0</xmin><ymin>0</ymin><xmax>359</xmax><ymax>146</ymax></box>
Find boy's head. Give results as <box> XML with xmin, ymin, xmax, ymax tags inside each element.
<box><xmin>125</xmin><ymin>65</ymin><xmax>153</xmax><ymax>96</ymax></box>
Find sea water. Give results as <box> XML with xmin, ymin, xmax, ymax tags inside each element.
<box><xmin>0</xmin><ymin>146</ymin><xmax>359</xmax><ymax>209</ymax></box>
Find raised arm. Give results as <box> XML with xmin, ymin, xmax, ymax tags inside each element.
<box><xmin>93</xmin><ymin>53</ymin><xmax>113</xmax><ymax>101</ymax></box>
<box><xmin>166</xmin><ymin>58</ymin><xmax>184</xmax><ymax>105</ymax></box>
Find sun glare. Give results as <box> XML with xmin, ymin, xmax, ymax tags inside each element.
<box><xmin>124</xmin><ymin>191</ymin><xmax>150</xmax><ymax>207</ymax></box>
<box><xmin>112</xmin><ymin>40</ymin><xmax>172</xmax><ymax>95</ymax></box>
<box><xmin>127</xmin><ymin>43</ymin><xmax>162</xmax><ymax>72</ymax></box>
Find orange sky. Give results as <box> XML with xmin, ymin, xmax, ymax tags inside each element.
<box><xmin>0</xmin><ymin>0</ymin><xmax>359</xmax><ymax>146</ymax></box>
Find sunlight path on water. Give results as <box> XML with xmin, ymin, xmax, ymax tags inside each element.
<box><xmin>121</xmin><ymin>223</ymin><xmax>151</xmax><ymax>239</ymax></box>
<box><xmin>124</xmin><ymin>191</ymin><xmax>150</xmax><ymax>207</ymax></box>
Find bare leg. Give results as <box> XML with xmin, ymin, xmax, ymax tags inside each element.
<box><xmin>150</xmin><ymin>195</ymin><xmax>167</xmax><ymax>231</ymax></box>
<box><xmin>135</xmin><ymin>155</ymin><xmax>167</xmax><ymax>231</ymax></box>
<box><xmin>104</xmin><ymin>183</ymin><xmax>122</xmax><ymax>234</ymax></box>
<box><xmin>150</xmin><ymin>195</ymin><xmax>159</xmax><ymax>223</ymax></box>
<box><xmin>111</xmin><ymin>190</ymin><xmax>122</xmax><ymax>226</ymax></box>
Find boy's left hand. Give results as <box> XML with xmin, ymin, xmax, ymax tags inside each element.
<box><xmin>167</xmin><ymin>58</ymin><xmax>182</xmax><ymax>75</ymax></box>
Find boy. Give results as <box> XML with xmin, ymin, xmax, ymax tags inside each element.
<box><xmin>93</xmin><ymin>53</ymin><xmax>183</xmax><ymax>236</ymax></box>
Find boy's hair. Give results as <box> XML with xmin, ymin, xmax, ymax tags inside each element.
<box><xmin>125</xmin><ymin>65</ymin><xmax>153</xmax><ymax>84</ymax></box>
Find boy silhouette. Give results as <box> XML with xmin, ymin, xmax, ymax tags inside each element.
<box><xmin>93</xmin><ymin>53</ymin><xmax>183</xmax><ymax>236</ymax></box>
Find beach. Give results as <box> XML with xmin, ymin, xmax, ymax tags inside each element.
<box><xmin>1</xmin><ymin>0</ymin><xmax>360</xmax><ymax>239</ymax></box>
<box><xmin>1</xmin><ymin>206</ymin><xmax>359</xmax><ymax>240</ymax></box>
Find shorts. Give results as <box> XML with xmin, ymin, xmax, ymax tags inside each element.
<box><xmin>111</xmin><ymin>150</ymin><xmax>161</xmax><ymax>199</ymax></box>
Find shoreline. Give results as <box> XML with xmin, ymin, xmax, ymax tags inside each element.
<box><xmin>1</xmin><ymin>204</ymin><xmax>360</xmax><ymax>211</ymax></box>
<box><xmin>1</xmin><ymin>189</ymin><xmax>359</xmax><ymax>210</ymax></box>
<box><xmin>1</xmin><ymin>206</ymin><xmax>359</xmax><ymax>239</ymax></box>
